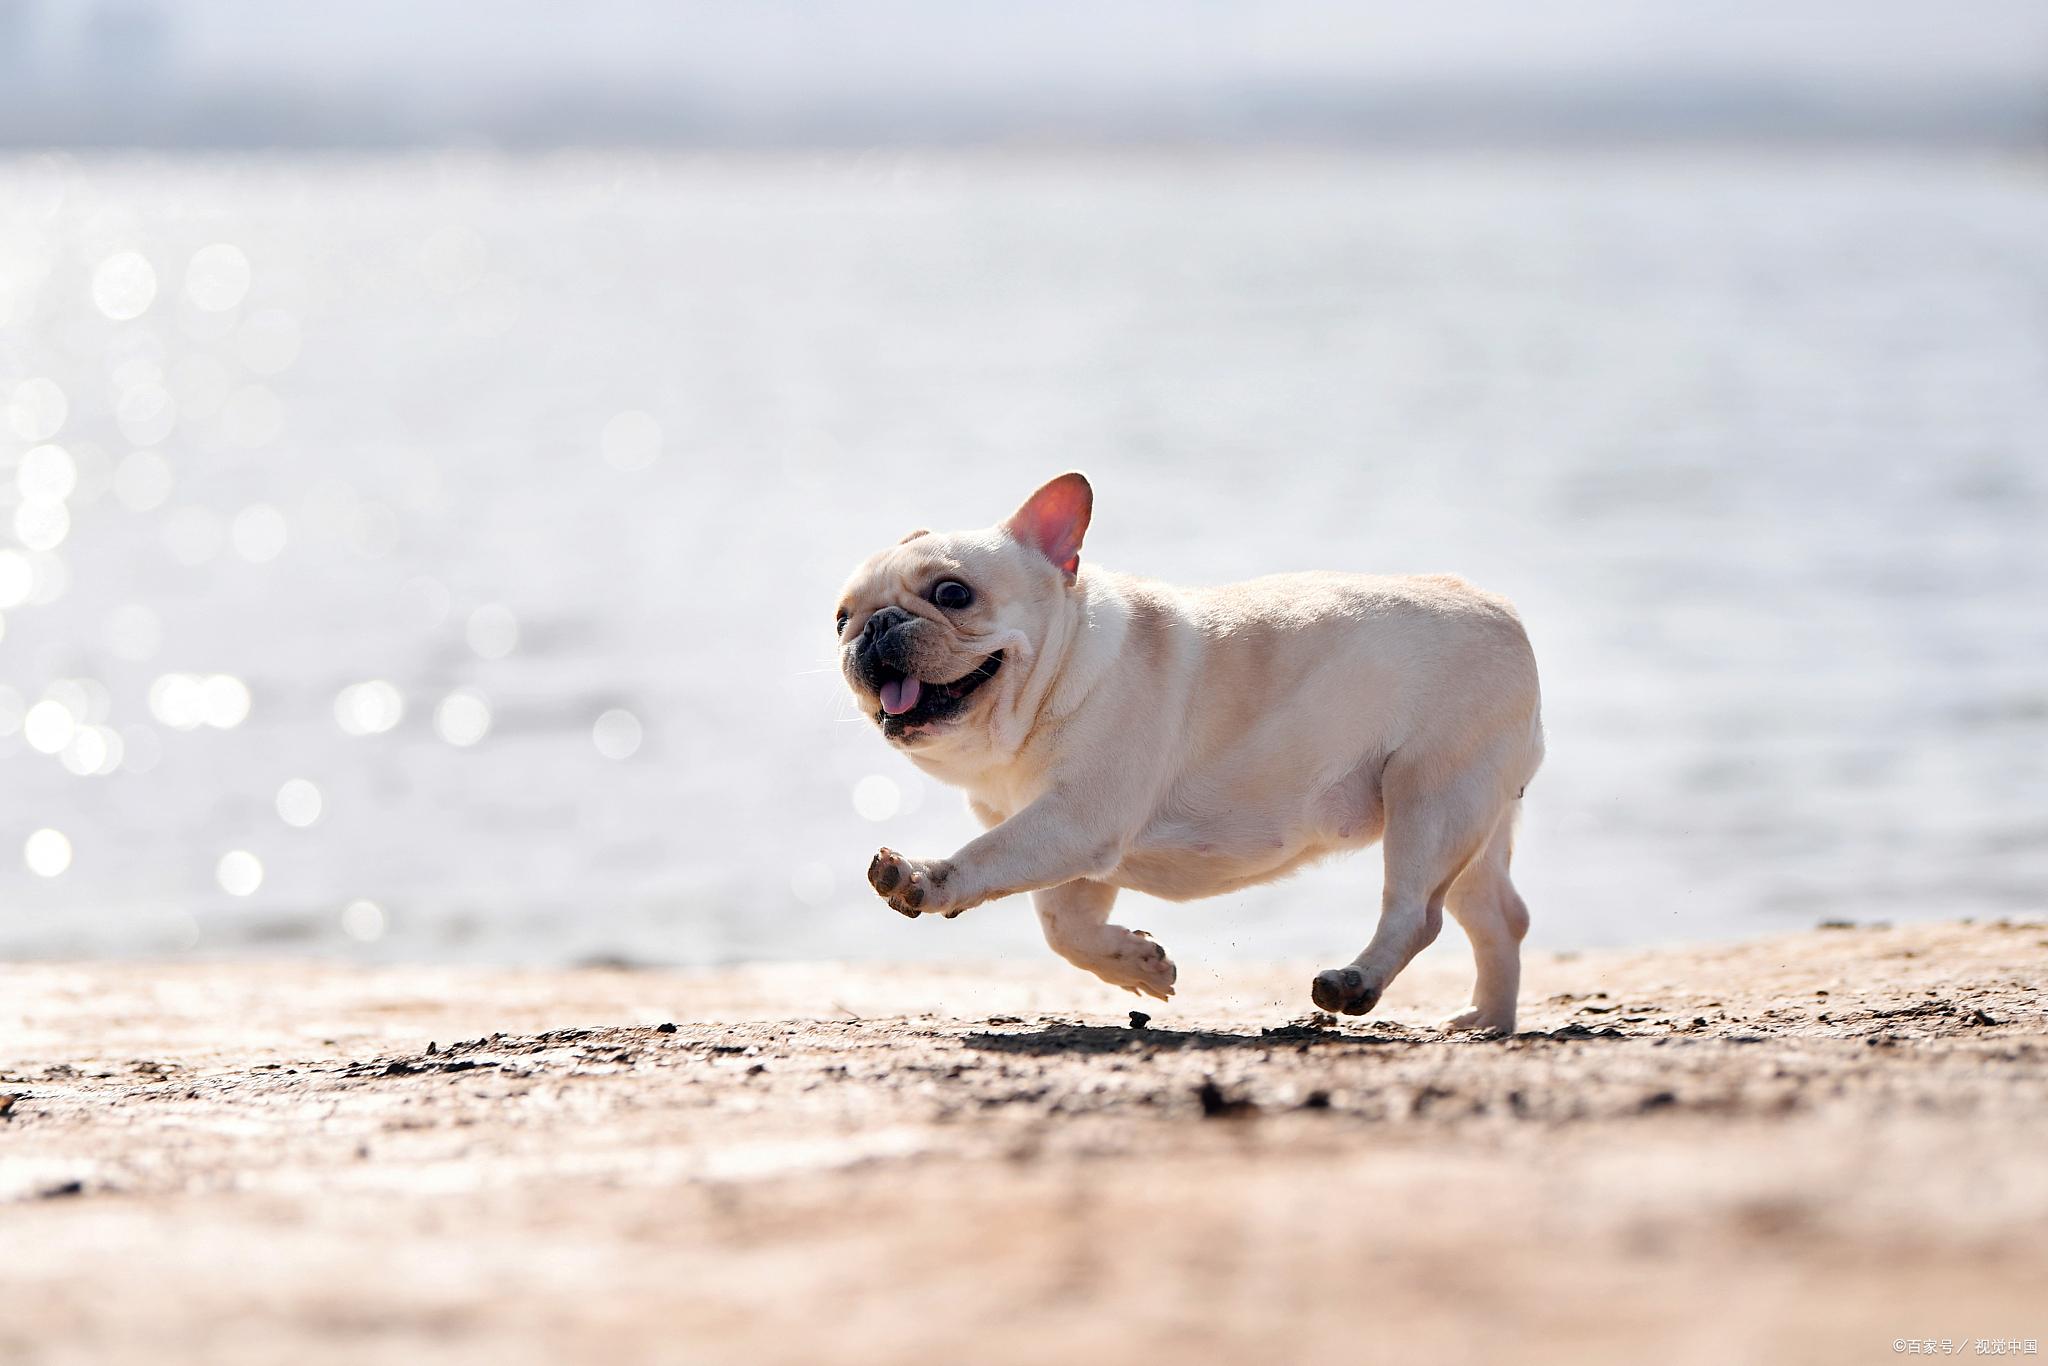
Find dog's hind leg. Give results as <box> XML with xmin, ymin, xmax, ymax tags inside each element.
<box><xmin>1311</xmin><ymin>755</ymin><xmax>1499</xmax><ymax>1021</ymax></box>
<box><xmin>1442</xmin><ymin>807</ymin><xmax>1529</xmax><ymax>1034</ymax></box>
<box><xmin>1033</xmin><ymin>879</ymin><xmax>1176</xmax><ymax>1001</ymax></box>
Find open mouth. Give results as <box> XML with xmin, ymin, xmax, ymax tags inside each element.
<box><xmin>875</xmin><ymin>652</ymin><xmax>1004</xmax><ymax>737</ymax></box>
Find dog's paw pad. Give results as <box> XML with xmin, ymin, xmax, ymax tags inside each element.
<box><xmin>868</xmin><ymin>850</ymin><xmax>904</xmax><ymax>894</ymax></box>
<box><xmin>1310</xmin><ymin>966</ymin><xmax>1381</xmax><ymax>1016</ymax></box>
<box><xmin>867</xmin><ymin>850</ymin><xmax>957</xmax><ymax>918</ymax></box>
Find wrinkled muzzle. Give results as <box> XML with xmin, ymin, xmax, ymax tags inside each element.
<box><xmin>845</xmin><ymin>605</ymin><xmax>1005</xmax><ymax>739</ymax></box>
<box><xmin>851</xmin><ymin>606</ymin><xmax>922</xmax><ymax>711</ymax></box>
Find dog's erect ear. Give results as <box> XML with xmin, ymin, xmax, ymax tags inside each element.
<box><xmin>1002</xmin><ymin>472</ymin><xmax>1092</xmax><ymax>579</ymax></box>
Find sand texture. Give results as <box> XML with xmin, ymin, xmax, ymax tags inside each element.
<box><xmin>3</xmin><ymin>920</ymin><xmax>2045</xmax><ymax>1364</ymax></box>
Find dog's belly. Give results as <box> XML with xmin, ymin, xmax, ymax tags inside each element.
<box><xmin>1109</xmin><ymin>842</ymin><xmax>1312</xmax><ymax>900</ymax></box>
<box><xmin>1107</xmin><ymin>759</ymin><xmax>1387</xmax><ymax>902</ymax></box>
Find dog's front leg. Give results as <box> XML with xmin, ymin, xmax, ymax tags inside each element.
<box><xmin>865</xmin><ymin>789</ymin><xmax>1129</xmax><ymax>921</ymax></box>
<box><xmin>1032</xmin><ymin>879</ymin><xmax>1176</xmax><ymax>1001</ymax></box>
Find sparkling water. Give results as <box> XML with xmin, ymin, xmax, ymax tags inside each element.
<box><xmin>2</xmin><ymin>149</ymin><xmax>2044</xmax><ymax>966</ymax></box>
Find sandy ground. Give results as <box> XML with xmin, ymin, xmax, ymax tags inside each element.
<box><xmin>2</xmin><ymin>920</ymin><xmax>2045</xmax><ymax>1365</ymax></box>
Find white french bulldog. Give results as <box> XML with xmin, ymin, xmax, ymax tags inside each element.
<box><xmin>835</xmin><ymin>473</ymin><xmax>1544</xmax><ymax>1031</ymax></box>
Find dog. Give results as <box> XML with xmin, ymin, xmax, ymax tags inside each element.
<box><xmin>834</xmin><ymin>472</ymin><xmax>1543</xmax><ymax>1031</ymax></box>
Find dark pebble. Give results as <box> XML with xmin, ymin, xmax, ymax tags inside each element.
<box><xmin>1196</xmin><ymin>1079</ymin><xmax>1256</xmax><ymax>1119</ymax></box>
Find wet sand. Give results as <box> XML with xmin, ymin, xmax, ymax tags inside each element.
<box><xmin>3</xmin><ymin>919</ymin><xmax>2044</xmax><ymax>1365</ymax></box>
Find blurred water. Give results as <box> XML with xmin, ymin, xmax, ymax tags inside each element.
<box><xmin>2</xmin><ymin>148</ymin><xmax>2045</xmax><ymax>967</ymax></box>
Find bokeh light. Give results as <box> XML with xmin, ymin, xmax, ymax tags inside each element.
<box><xmin>149</xmin><ymin>673</ymin><xmax>208</xmax><ymax>730</ymax></box>
<box><xmin>24</xmin><ymin>828</ymin><xmax>73</xmax><ymax>878</ymax></box>
<box><xmin>591</xmin><ymin>708</ymin><xmax>642</xmax><ymax>760</ymax></box>
<box><xmin>230</xmin><ymin>504</ymin><xmax>290</xmax><ymax>563</ymax></box>
<box><xmin>24</xmin><ymin>699</ymin><xmax>76</xmax><ymax>754</ymax></box>
<box><xmin>144</xmin><ymin>674</ymin><xmax>249</xmax><ymax>731</ymax></box>
<box><xmin>0</xmin><ymin>550</ymin><xmax>31</xmax><ymax>608</ymax></box>
<box><xmin>92</xmin><ymin>251</ymin><xmax>158</xmax><ymax>320</ymax></box>
<box><xmin>340</xmin><ymin>899</ymin><xmax>387</xmax><ymax>942</ymax></box>
<box><xmin>113</xmin><ymin>450</ymin><xmax>174</xmax><ymax>512</ymax></box>
<box><xmin>26</xmin><ymin>551</ymin><xmax>68</xmax><ymax>607</ymax></box>
<box><xmin>115</xmin><ymin>382</ymin><xmax>177</xmax><ymax>445</ymax></box>
<box><xmin>465</xmin><ymin>604</ymin><xmax>519</xmax><ymax>660</ymax></box>
<box><xmin>60</xmin><ymin>725</ymin><xmax>124</xmax><ymax>778</ymax></box>
<box><xmin>184</xmin><ymin>243</ymin><xmax>252</xmax><ymax>311</ymax></box>
<box><xmin>16</xmin><ymin>444</ymin><xmax>76</xmax><ymax>500</ymax></box>
<box><xmin>200</xmin><ymin>675</ymin><xmax>252</xmax><ymax>729</ymax></box>
<box><xmin>14</xmin><ymin>498</ymin><xmax>70</xmax><ymax>551</ymax></box>
<box><xmin>851</xmin><ymin>774</ymin><xmax>902</xmax><ymax>822</ymax></box>
<box><xmin>335</xmin><ymin>680</ymin><xmax>405</xmax><ymax>736</ymax></box>
<box><xmin>216</xmin><ymin>849</ymin><xmax>263</xmax><ymax>897</ymax></box>
<box><xmin>45</xmin><ymin>678</ymin><xmax>109</xmax><ymax>724</ymax></box>
<box><xmin>433</xmin><ymin>688</ymin><xmax>493</xmax><ymax>747</ymax></box>
<box><xmin>276</xmin><ymin>778</ymin><xmax>324</xmax><ymax>828</ymax></box>
<box><xmin>7</xmin><ymin>377</ymin><xmax>68</xmax><ymax>441</ymax></box>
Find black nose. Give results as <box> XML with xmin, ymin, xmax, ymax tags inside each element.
<box><xmin>856</xmin><ymin>606</ymin><xmax>918</xmax><ymax>685</ymax></box>
<box><xmin>862</xmin><ymin>606</ymin><xmax>913</xmax><ymax>644</ymax></box>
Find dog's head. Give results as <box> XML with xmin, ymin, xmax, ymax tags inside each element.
<box><xmin>835</xmin><ymin>472</ymin><xmax>1092</xmax><ymax>747</ymax></box>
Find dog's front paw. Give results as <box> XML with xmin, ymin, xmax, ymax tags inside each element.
<box><xmin>866</xmin><ymin>848</ymin><xmax>961</xmax><ymax>919</ymax></box>
<box><xmin>1083</xmin><ymin>927</ymin><xmax>1178</xmax><ymax>1002</ymax></box>
<box><xmin>1310</xmin><ymin>965</ymin><xmax>1382</xmax><ymax>1017</ymax></box>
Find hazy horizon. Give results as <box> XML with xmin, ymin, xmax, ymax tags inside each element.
<box><xmin>2</xmin><ymin>0</ymin><xmax>2045</xmax><ymax>147</ymax></box>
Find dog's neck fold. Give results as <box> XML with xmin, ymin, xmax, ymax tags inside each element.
<box><xmin>988</xmin><ymin>566</ymin><xmax>1129</xmax><ymax>758</ymax></box>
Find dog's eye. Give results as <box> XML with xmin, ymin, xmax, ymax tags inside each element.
<box><xmin>931</xmin><ymin>580</ymin><xmax>974</xmax><ymax>611</ymax></box>
<box><xmin>835</xmin><ymin>609</ymin><xmax>851</xmax><ymax>635</ymax></box>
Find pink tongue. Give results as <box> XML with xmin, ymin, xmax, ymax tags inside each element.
<box><xmin>880</xmin><ymin>676</ymin><xmax>923</xmax><ymax>716</ymax></box>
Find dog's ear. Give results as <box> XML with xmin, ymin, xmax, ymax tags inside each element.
<box><xmin>1003</xmin><ymin>472</ymin><xmax>1092</xmax><ymax>579</ymax></box>
<box><xmin>899</xmin><ymin>528</ymin><xmax>930</xmax><ymax>544</ymax></box>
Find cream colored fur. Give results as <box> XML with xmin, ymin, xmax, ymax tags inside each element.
<box><xmin>835</xmin><ymin>473</ymin><xmax>1543</xmax><ymax>1031</ymax></box>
